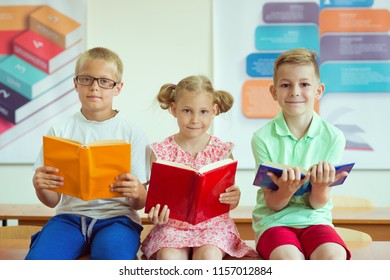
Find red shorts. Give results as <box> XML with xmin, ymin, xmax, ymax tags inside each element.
<box><xmin>257</xmin><ymin>225</ymin><xmax>351</xmax><ymax>260</ymax></box>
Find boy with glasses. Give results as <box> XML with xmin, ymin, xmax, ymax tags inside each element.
<box><xmin>25</xmin><ymin>47</ymin><xmax>149</xmax><ymax>260</ymax></box>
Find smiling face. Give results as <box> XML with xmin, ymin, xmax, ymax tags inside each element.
<box><xmin>74</xmin><ymin>58</ymin><xmax>123</xmax><ymax>121</ymax></box>
<box><xmin>171</xmin><ymin>90</ymin><xmax>218</xmax><ymax>141</ymax></box>
<box><xmin>270</xmin><ymin>63</ymin><xmax>324</xmax><ymax>120</ymax></box>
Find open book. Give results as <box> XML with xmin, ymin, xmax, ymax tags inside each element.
<box><xmin>145</xmin><ymin>158</ymin><xmax>238</xmax><ymax>225</ymax></box>
<box><xmin>43</xmin><ymin>135</ymin><xmax>131</xmax><ymax>200</ymax></box>
<box><xmin>253</xmin><ymin>162</ymin><xmax>355</xmax><ymax>196</ymax></box>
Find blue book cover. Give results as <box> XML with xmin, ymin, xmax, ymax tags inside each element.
<box><xmin>0</xmin><ymin>55</ymin><xmax>74</xmax><ymax>100</ymax></box>
<box><xmin>253</xmin><ymin>162</ymin><xmax>355</xmax><ymax>196</ymax></box>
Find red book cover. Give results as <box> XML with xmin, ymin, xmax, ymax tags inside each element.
<box><xmin>0</xmin><ymin>30</ymin><xmax>24</xmax><ymax>55</ymax></box>
<box><xmin>13</xmin><ymin>30</ymin><xmax>81</xmax><ymax>74</ymax></box>
<box><xmin>145</xmin><ymin>158</ymin><xmax>237</xmax><ymax>225</ymax></box>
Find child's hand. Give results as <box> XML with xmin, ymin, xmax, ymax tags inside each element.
<box><xmin>309</xmin><ymin>161</ymin><xmax>347</xmax><ymax>190</ymax></box>
<box><xmin>263</xmin><ymin>167</ymin><xmax>310</xmax><ymax>211</ymax></box>
<box><xmin>148</xmin><ymin>204</ymin><xmax>170</xmax><ymax>225</ymax></box>
<box><xmin>33</xmin><ymin>166</ymin><xmax>64</xmax><ymax>191</ymax></box>
<box><xmin>110</xmin><ymin>173</ymin><xmax>147</xmax><ymax>210</ymax></box>
<box><xmin>111</xmin><ymin>173</ymin><xmax>144</xmax><ymax>198</ymax></box>
<box><xmin>308</xmin><ymin>161</ymin><xmax>345</xmax><ymax>209</ymax></box>
<box><xmin>33</xmin><ymin>166</ymin><xmax>62</xmax><ymax>208</ymax></box>
<box><xmin>219</xmin><ymin>184</ymin><xmax>241</xmax><ymax>210</ymax></box>
<box><xmin>268</xmin><ymin>166</ymin><xmax>310</xmax><ymax>194</ymax></box>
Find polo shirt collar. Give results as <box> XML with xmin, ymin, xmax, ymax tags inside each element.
<box><xmin>274</xmin><ymin>111</ymin><xmax>321</xmax><ymax>139</ymax></box>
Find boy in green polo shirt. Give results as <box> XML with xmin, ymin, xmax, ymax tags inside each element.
<box><xmin>251</xmin><ymin>48</ymin><xmax>351</xmax><ymax>260</ymax></box>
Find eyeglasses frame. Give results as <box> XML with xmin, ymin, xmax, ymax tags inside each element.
<box><xmin>75</xmin><ymin>75</ymin><xmax>119</xmax><ymax>89</ymax></box>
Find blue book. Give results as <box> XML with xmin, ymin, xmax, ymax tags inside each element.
<box><xmin>0</xmin><ymin>55</ymin><xmax>74</xmax><ymax>100</ymax></box>
<box><xmin>253</xmin><ymin>162</ymin><xmax>355</xmax><ymax>196</ymax></box>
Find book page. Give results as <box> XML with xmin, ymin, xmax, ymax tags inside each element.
<box><xmin>155</xmin><ymin>159</ymin><xmax>195</xmax><ymax>171</ymax></box>
<box><xmin>45</xmin><ymin>136</ymin><xmax>128</xmax><ymax>147</ymax></box>
<box><xmin>198</xmin><ymin>158</ymin><xmax>234</xmax><ymax>173</ymax></box>
<box><xmin>88</xmin><ymin>139</ymin><xmax>128</xmax><ymax>146</ymax></box>
<box><xmin>263</xmin><ymin>161</ymin><xmax>307</xmax><ymax>174</ymax></box>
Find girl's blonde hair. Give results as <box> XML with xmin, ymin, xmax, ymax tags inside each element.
<box><xmin>156</xmin><ymin>75</ymin><xmax>234</xmax><ymax>115</ymax></box>
<box><xmin>75</xmin><ymin>47</ymin><xmax>124</xmax><ymax>82</ymax></box>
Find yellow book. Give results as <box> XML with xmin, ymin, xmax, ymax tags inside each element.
<box><xmin>43</xmin><ymin>135</ymin><xmax>131</xmax><ymax>200</ymax></box>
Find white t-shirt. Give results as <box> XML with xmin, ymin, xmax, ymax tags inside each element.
<box><xmin>34</xmin><ymin>110</ymin><xmax>150</xmax><ymax>224</ymax></box>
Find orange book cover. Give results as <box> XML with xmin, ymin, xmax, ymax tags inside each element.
<box><xmin>29</xmin><ymin>5</ymin><xmax>81</xmax><ymax>48</ymax></box>
<box><xmin>43</xmin><ymin>135</ymin><xmax>131</xmax><ymax>200</ymax></box>
<box><xmin>145</xmin><ymin>158</ymin><xmax>238</xmax><ymax>225</ymax></box>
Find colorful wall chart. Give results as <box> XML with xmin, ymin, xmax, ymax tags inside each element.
<box><xmin>0</xmin><ymin>0</ymin><xmax>87</xmax><ymax>163</ymax></box>
<box><xmin>213</xmin><ymin>0</ymin><xmax>390</xmax><ymax>169</ymax></box>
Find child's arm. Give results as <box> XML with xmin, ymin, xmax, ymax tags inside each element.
<box><xmin>308</xmin><ymin>161</ymin><xmax>348</xmax><ymax>209</ymax></box>
<box><xmin>264</xmin><ymin>167</ymin><xmax>310</xmax><ymax>211</ymax></box>
<box><xmin>33</xmin><ymin>166</ymin><xmax>63</xmax><ymax>208</ymax></box>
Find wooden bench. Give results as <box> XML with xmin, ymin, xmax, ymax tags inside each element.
<box><xmin>0</xmin><ymin>224</ymin><xmax>388</xmax><ymax>260</ymax></box>
<box><xmin>1</xmin><ymin>204</ymin><xmax>390</xmax><ymax>241</ymax></box>
<box><xmin>1</xmin><ymin>238</ymin><xmax>390</xmax><ymax>260</ymax></box>
<box><xmin>331</xmin><ymin>207</ymin><xmax>390</xmax><ymax>241</ymax></box>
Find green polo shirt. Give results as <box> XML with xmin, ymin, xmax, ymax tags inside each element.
<box><xmin>251</xmin><ymin>111</ymin><xmax>346</xmax><ymax>243</ymax></box>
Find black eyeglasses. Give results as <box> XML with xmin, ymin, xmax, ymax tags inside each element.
<box><xmin>75</xmin><ymin>75</ymin><xmax>118</xmax><ymax>89</ymax></box>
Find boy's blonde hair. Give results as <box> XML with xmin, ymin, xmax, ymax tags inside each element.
<box><xmin>75</xmin><ymin>47</ymin><xmax>124</xmax><ymax>82</ymax></box>
<box><xmin>273</xmin><ymin>48</ymin><xmax>320</xmax><ymax>83</ymax></box>
<box><xmin>156</xmin><ymin>75</ymin><xmax>234</xmax><ymax>115</ymax></box>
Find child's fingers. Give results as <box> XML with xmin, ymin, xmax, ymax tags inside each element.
<box><xmin>225</xmin><ymin>184</ymin><xmax>238</xmax><ymax>192</ymax></box>
<box><xmin>148</xmin><ymin>204</ymin><xmax>170</xmax><ymax>225</ymax></box>
<box><xmin>334</xmin><ymin>171</ymin><xmax>348</xmax><ymax>183</ymax></box>
<box><xmin>148</xmin><ymin>204</ymin><xmax>160</xmax><ymax>223</ymax></box>
<box><xmin>161</xmin><ymin>207</ymin><xmax>170</xmax><ymax>223</ymax></box>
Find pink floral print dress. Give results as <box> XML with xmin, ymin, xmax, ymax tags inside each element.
<box><xmin>141</xmin><ymin>135</ymin><xmax>258</xmax><ymax>259</ymax></box>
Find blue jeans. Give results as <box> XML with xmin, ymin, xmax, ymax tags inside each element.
<box><xmin>25</xmin><ymin>214</ymin><xmax>142</xmax><ymax>260</ymax></box>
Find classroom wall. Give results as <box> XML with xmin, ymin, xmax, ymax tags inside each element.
<box><xmin>0</xmin><ymin>0</ymin><xmax>389</xmax><ymax>208</ymax></box>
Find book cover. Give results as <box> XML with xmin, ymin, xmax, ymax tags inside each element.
<box><xmin>29</xmin><ymin>5</ymin><xmax>81</xmax><ymax>49</ymax></box>
<box><xmin>13</xmin><ymin>30</ymin><xmax>82</xmax><ymax>74</ymax></box>
<box><xmin>0</xmin><ymin>31</ymin><xmax>24</xmax><ymax>55</ymax></box>
<box><xmin>0</xmin><ymin>55</ymin><xmax>75</xmax><ymax>100</ymax></box>
<box><xmin>0</xmin><ymin>6</ymin><xmax>40</xmax><ymax>31</ymax></box>
<box><xmin>43</xmin><ymin>135</ymin><xmax>131</xmax><ymax>201</ymax></box>
<box><xmin>0</xmin><ymin>116</ymin><xmax>14</xmax><ymax>135</ymax></box>
<box><xmin>0</xmin><ymin>78</ymin><xmax>73</xmax><ymax>124</ymax></box>
<box><xmin>145</xmin><ymin>158</ymin><xmax>238</xmax><ymax>225</ymax></box>
<box><xmin>0</xmin><ymin>90</ymin><xmax>78</xmax><ymax>152</ymax></box>
<box><xmin>253</xmin><ymin>162</ymin><xmax>355</xmax><ymax>196</ymax></box>
<box><xmin>0</xmin><ymin>82</ymin><xmax>29</xmax><ymax>123</ymax></box>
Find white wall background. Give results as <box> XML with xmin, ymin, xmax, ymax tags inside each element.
<box><xmin>0</xmin><ymin>0</ymin><xmax>389</xmax><ymax>208</ymax></box>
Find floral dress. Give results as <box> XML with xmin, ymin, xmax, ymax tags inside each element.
<box><xmin>141</xmin><ymin>135</ymin><xmax>258</xmax><ymax>259</ymax></box>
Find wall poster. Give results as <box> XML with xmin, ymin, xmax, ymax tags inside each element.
<box><xmin>0</xmin><ymin>0</ymin><xmax>87</xmax><ymax>163</ymax></box>
<box><xmin>213</xmin><ymin>0</ymin><xmax>390</xmax><ymax>170</ymax></box>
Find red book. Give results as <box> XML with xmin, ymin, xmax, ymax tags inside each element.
<box><xmin>13</xmin><ymin>30</ymin><xmax>81</xmax><ymax>74</ymax></box>
<box><xmin>0</xmin><ymin>31</ymin><xmax>24</xmax><ymax>55</ymax></box>
<box><xmin>145</xmin><ymin>158</ymin><xmax>238</xmax><ymax>225</ymax></box>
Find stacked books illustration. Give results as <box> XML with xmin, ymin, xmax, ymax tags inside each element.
<box><xmin>0</xmin><ymin>5</ymin><xmax>82</xmax><ymax>148</ymax></box>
